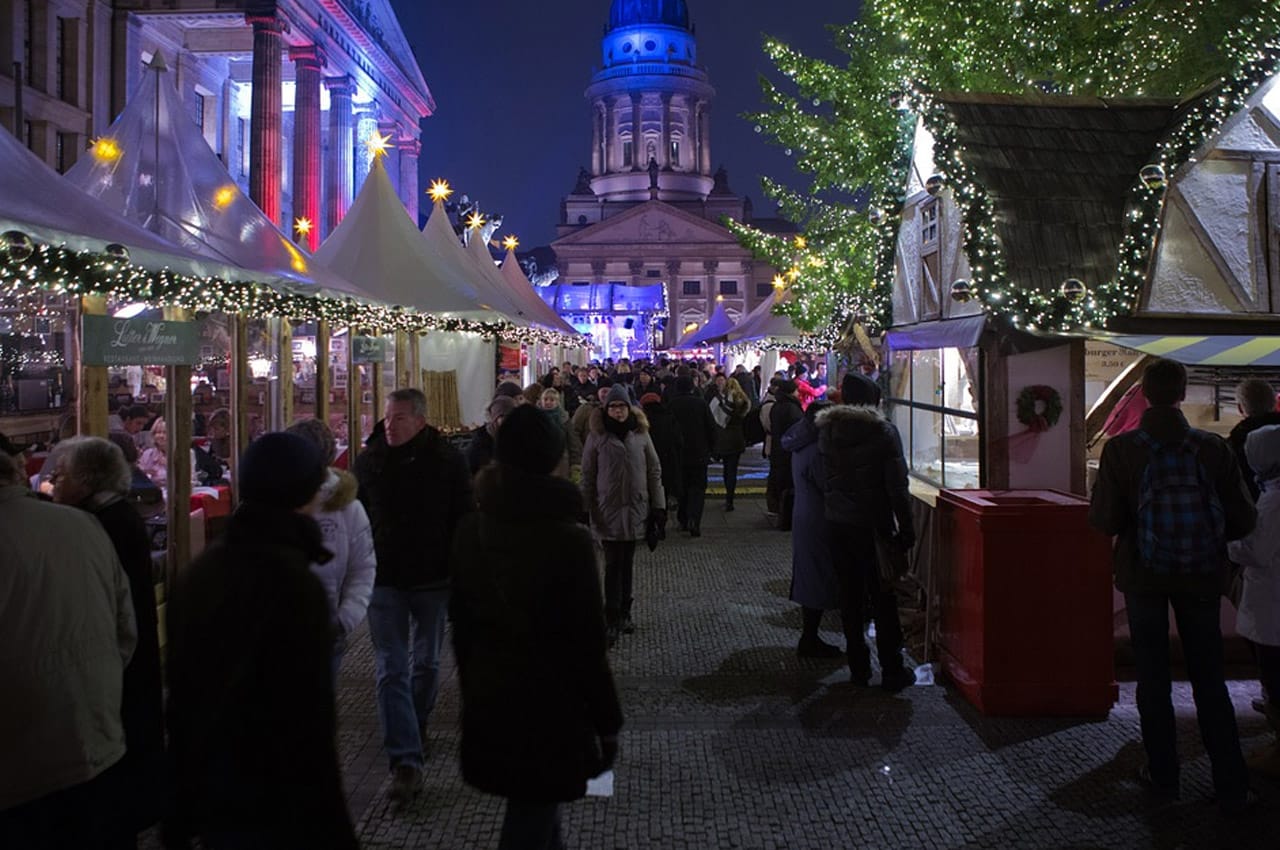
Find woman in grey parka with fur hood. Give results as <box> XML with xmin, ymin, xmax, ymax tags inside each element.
<box><xmin>582</xmin><ymin>384</ymin><xmax>665</xmax><ymax>644</ymax></box>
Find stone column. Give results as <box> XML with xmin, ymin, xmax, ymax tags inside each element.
<box><xmin>379</xmin><ymin>120</ymin><xmax>401</xmax><ymax>201</ymax></box>
<box><xmin>324</xmin><ymin>75</ymin><xmax>355</xmax><ymax>235</ymax></box>
<box><xmin>630</xmin><ymin>92</ymin><xmax>642</xmax><ymax>170</ymax></box>
<box><xmin>698</xmin><ymin>101</ymin><xmax>712</xmax><ymax>175</ymax></box>
<box><xmin>353</xmin><ymin>109</ymin><xmax>377</xmax><ymax>195</ymax></box>
<box><xmin>289</xmin><ymin>45</ymin><xmax>324</xmax><ymax>251</ymax></box>
<box><xmin>607</xmin><ymin>99</ymin><xmax>618</xmax><ymax>172</ymax></box>
<box><xmin>399</xmin><ymin>136</ymin><xmax>420</xmax><ymax>223</ymax></box>
<box><xmin>246</xmin><ymin>12</ymin><xmax>285</xmax><ymax>226</ymax></box>
<box><xmin>629</xmin><ymin>259</ymin><xmax>645</xmax><ymax>288</ymax></box>
<box><xmin>591</xmin><ymin>260</ymin><xmax>608</xmax><ymax>284</ymax></box>
<box><xmin>590</xmin><ymin>101</ymin><xmax>602</xmax><ymax>175</ymax></box>
<box><xmin>659</xmin><ymin>93</ymin><xmax>671</xmax><ymax>168</ymax></box>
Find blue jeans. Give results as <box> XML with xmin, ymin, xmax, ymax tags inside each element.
<box><xmin>498</xmin><ymin>800</ymin><xmax>563</xmax><ymax>850</ymax></box>
<box><xmin>368</xmin><ymin>586</ymin><xmax>450</xmax><ymax>770</ymax></box>
<box><xmin>1125</xmin><ymin>591</ymin><xmax>1248</xmax><ymax>800</ymax></box>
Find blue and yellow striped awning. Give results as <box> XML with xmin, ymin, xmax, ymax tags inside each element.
<box><xmin>1104</xmin><ymin>335</ymin><xmax>1280</xmax><ymax>367</ymax></box>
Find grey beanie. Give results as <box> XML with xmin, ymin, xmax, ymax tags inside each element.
<box><xmin>605</xmin><ymin>384</ymin><xmax>632</xmax><ymax>407</ymax></box>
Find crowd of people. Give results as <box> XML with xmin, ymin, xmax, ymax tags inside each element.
<box><xmin>2</xmin><ymin>354</ymin><xmax>1277</xmax><ymax>847</ymax></box>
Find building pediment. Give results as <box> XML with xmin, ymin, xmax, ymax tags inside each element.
<box><xmin>552</xmin><ymin>200</ymin><xmax>739</xmax><ymax>249</ymax></box>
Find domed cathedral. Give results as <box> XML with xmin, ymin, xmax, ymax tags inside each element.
<box><xmin>547</xmin><ymin>0</ymin><xmax>791</xmax><ymax>357</ymax></box>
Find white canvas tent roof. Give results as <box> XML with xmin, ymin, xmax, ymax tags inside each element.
<box><xmin>314</xmin><ymin>158</ymin><xmax>497</xmax><ymax>321</ymax></box>
<box><xmin>676</xmin><ymin>298</ymin><xmax>736</xmax><ymax>347</ymax></box>
<box><xmin>0</xmin><ymin>124</ymin><xmax>236</xmax><ymax>280</ymax></box>
<box><xmin>481</xmin><ymin>241</ymin><xmax>577</xmax><ymax>335</ymax></box>
<box><xmin>63</xmin><ymin>55</ymin><xmax>362</xmax><ymax>299</ymax></box>
<box><xmin>420</xmin><ymin>201</ymin><xmax>531</xmax><ymax>327</ymax></box>
<box><xmin>725</xmin><ymin>288</ymin><xmax>807</xmax><ymax>345</ymax></box>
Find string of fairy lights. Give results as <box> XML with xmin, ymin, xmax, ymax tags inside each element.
<box><xmin>731</xmin><ymin>1</ymin><xmax>1280</xmax><ymax>338</ymax></box>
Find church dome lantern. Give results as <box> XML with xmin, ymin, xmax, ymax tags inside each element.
<box><xmin>609</xmin><ymin>0</ymin><xmax>691</xmax><ymax>30</ymax></box>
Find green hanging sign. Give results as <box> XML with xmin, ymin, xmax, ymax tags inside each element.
<box><xmin>352</xmin><ymin>335</ymin><xmax>390</xmax><ymax>363</ymax></box>
<box><xmin>81</xmin><ymin>315</ymin><xmax>201</xmax><ymax>366</ymax></box>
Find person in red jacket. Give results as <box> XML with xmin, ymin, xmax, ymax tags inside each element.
<box><xmin>793</xmin><ymin>363</ymin><xmax>827</xmax><ymax>411</ymax></box>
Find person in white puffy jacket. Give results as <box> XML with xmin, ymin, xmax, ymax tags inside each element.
<box><xmin>287</xmin><ymin>419</ymin><xmax>377</xmax><ymax>679</ymax></box>
<box><xmin>1229</xmin><ymin>423</ymin><xmax>1280</xmax><ymax>779</ymax></box>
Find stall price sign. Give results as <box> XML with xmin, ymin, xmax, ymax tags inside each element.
<box><xmin>82</xmin><ymin>315</ymin><xmax>200</xmax><ymax>366</ymax></box>
<box><xmin>352</xmin><ymin>336</ymin><xmax>390</xmax><ymax>363</ymax></box>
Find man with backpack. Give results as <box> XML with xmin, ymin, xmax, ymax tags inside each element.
<box><xmin>1089</xmin><ymin>358</ymin><xmax>1257</xmax><ymax>814</ymax></box>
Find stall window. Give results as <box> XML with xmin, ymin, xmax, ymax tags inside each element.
<box><xmin>887</xmin><ymin>346</ymin><xmax>980</xmax><ymax>488</ymax></box>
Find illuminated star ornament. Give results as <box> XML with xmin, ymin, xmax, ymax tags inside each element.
<box><xmin>465</xmin><ymin>211</ymin><xmax>486</xmax><ymax>231</ymax></box>
<box><xmin>213</xmin><ymin>185</ymin><xmax>237</xmax><ymax>209</ymax></box>
<box><xmin>90</xmin><ymin>137</ymin><xmax>122</xmax><ymax>162</ymax></box>
<box><xmin>428</xmin><ymin>179</ymin><xmax>453</xmax><ymax>202</ymax></box>
<box><xmin>793</xmin><ymin>235</ymin><xmax>807</xmax><ymax>249</ymax></box>
<box><xmin>502</xmin><ymin>235</ymin><xmax>519</xmax><ymax>251</ymax></box>
<box><xmin>294</xmin><ymin>217</ymin><xmax>313</xmax><ymax>237</ymax></box>
<box><xmin>772</xmin><ymin>275</ymin><xmax>786</xmax><ymax>289</ymax></box>
<box><xmin>365</xmin><ymin>131</ymin><xmax>393</xmax><ymax>158</ymax></box>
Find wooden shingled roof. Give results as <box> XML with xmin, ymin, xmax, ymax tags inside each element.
<box><xmin>936</xmin><ymin>93</ymin><xmax>1183</xmax><ymax>301</ymax></box>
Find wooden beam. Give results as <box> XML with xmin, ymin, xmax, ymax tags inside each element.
<box><xmin>346</xmin><ymin>326</ymin><xmax>361</xmax><ymax>464</ymax></box>
<box><xmin>982</xmin><ymin>336</ymin><xmax>1010</xmax><ymax>489</ymax></box>
<box><xmin>372</xmin><ymin>339</ymin><xmax>387</xmax><ymax>416</ymax></box>
<box><xmin>278</xmin><ymin>317</ymin><xmax>293</xmax><ymax>428</ymax></box>
<box><xmin>316</xmin><ymin>320</ymin><xmax>331</xmax><ymax>425</ymax></box>
<box><xmin>1068</xmin><ymin>338</ymin><xmax>1087</xmax><ymax>496</ymax></box>
<box><xmin>229</xmin><ymin>314</ymin><xmax>249</xmax><ymax>502</ymax></box>
<box><xmin>409</xmin><ymin>332</ymin><xmax>421</xmax><ymax>391</ymax></box>
<box><xmin>163</xmin><ymin>306</ymin><xmax>193</xmax><ymax>586</ymax></box>
<box><xmin>78</xmin><ymin>295</ymin><xmax>108</xmax><ymax>437</ymax></box>
<box><xmin>395</xmin><ymin>330</ymin><xmax>411</xmax><ymax>389</ymax></box>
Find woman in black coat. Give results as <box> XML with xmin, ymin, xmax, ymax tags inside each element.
<box><xmin>641</xmin><ymin>392</ymin><xmax>683</xmax><ymax>510</ymax></box>
<box><xmin>450</xmin><ymin>407</ymin><xmax>622</xmax><ymax>849</ymax></box>
<box><xmin>52</xmin><ymin>437</ymin><xmax>164</xmax><ymax>850</ymax></box>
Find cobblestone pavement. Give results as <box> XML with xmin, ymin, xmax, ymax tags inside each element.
<box><xmin>327</xmin><ymin>496</ymin><xmax>1279</xmax><ymax>850</ymax></box>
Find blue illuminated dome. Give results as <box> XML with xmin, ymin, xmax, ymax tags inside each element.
<box><xmin>609</xmin><ymin>0</ymin><xmax>690</xmax><ymax>31</ymax></box>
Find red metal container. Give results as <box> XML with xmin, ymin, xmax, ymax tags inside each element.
<box><xmin>935</xmin><ymin>489</ymin><xmax>1117</xmax><ymax>717</ymax></box>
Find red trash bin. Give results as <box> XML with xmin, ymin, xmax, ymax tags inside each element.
<box><xmin>935</xmin><ymin>489</ymin><xmax>1117</xmax><ymax>717</ymax></box>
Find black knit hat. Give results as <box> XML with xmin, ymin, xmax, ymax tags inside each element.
<box><xmin>239</xmin><ymin>432</ymin><xmax>328</xmax><ymax>509</ymax></box>
<box><xmin>841</xmin><ymin>372</ymin><xmax>882</xmax><ymax>407</ymax></box>
<box><xmin>496</xmin><ymin>404</ymin><xmax>564</xmax><ymax>475</ymax></box>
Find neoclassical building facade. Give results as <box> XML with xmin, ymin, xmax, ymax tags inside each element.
<box><xmin>551</xmin><ymin>0</ymin><xmax>792</xmax><ymax>353</ymax></box>
<box><xmin>0</xmin><ymin>0</ymin><xmax>432</xmax><ymax>248</ymax></box>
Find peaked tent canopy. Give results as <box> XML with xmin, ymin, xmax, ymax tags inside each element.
<box><xmin>0</xmin><ymin>123</ymin><xmax>233</xmax><ymax>280</ymax></box>
<box><xmin>676</xmin><ymin>298</ymin><xmax>736</xmax><ymax>347</ymax></box>
<box><xmin>726</xmin><ymin>288</ymin><xmax>807</xmax><ymax>345</ymax></box>
<box><xmin>314</xmin><ymin>157</ymin><xmax>498</xmax><ymax>322</ymax></box>
<box><xmin>483</xmin><ymin>241</ymin><xmax>578</xmax><ymax>336</ymax></box>
<box><xmin>420</xmin><ymin>201</ymin><xmax>533</xmax><ymax>328</ymax></box>
<box><xmin>64</xmin><ymin>55</ymin><xmax>362</xmax><ymax>299</ymax></box>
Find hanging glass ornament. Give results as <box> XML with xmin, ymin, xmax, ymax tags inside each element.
<box><xmin>784</xmin><ymin>148</ymin><xmax>793</xmax><ymax>156</ymax></box>
<box><xmin>754</xmin><ymin>125</ymin><xmax>763</xmax><ymax>134</ymax></box>
<box><xmin>1060</xmin><ymin>278</ymin><xmax>1087</xmax><ymax>302</ymax></box>
<box><xmin>950</xmin><ymin>279</ymin><xmax>972</xmax><ymax>303</ymax></box>
<box><xmin>925</xmin><ymin>174</ymin><xmax>945</xmax><ymax>196</ymax></box>
<box><xmin>868</xmin><ymin>207</ymin><xmax>885</xmax><ymax>226</ymax></box>
<box><xmin>1140</xmin><ymin>164</ymin><xmax>1167</xmax><ymax>190</ymax></box>
<box><xmin>105</xmin><ymin>243</ymin><xmax>130</xmax><ymax>263</ymax></box>
<box><xmin>2</xmin><ymin>230</ymin><xmax>34</xmax><ymax>263</ymax></box>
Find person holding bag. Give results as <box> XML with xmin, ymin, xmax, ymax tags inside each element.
<box><xmin>450</xmin><ymin>406</ymin><xmax>622</xmax><ymax>850</ymax></box>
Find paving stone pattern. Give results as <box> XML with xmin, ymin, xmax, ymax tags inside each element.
<box><xmin>328</xmin><ymin>498</ymin><xmax>1278</xmax><ymax>849</ymax></box>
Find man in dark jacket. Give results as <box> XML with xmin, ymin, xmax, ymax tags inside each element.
<box><xmin>641</xmin><ymin>392</ymin><xmax>684</xmax><ymax>511</ymax></box>
<box><xmin>668</xmin><ymin>375</ymin><xmax>717</xmax><ymax>536</ymax></box>
<box><xmin>355</xmin><ymin>388</ymin><xmax>474</xmax><ymax>804</ymax></box>
<box><xmin>767</xmin><ymin>380</ymin><xmax>804</xmax><ymax>528</ymax></box>
<box><xmin>164</xmin><ymin>432</ymin><xmax>357</xmax><ymax>849</ymax></box>
<box><xmin>817</xmin><ymin>372</ymin><xmax>915</xmax><ymax>691</ymax></box>
<box><xmin>466</xmin><ymin>395</ymin><xmax>517</xmax><ymax>475</ymax></box>
<box><xmin>450</xmin><ymin>406</ymin><xmax>622</xmax><ymax>848</ymax></box>
<box><xmin>1228</xmin><ymin>379</ymin><xmax>1280</xmax><ymax>501</ymax></box>
<box><xmin>1089</xmin><ymin>359</ymin><xmax>1255</xmax><ymax>813</ymax></box>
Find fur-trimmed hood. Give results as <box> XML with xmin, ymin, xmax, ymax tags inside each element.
<box><xmin>319</xmin><ymin>468</ymin><xmax>358</xmax><ymax>512</ymax></box>
<box><xmin>588</xmin><ymin>405</ymin><xmax>650</xmax><ymax>436</ymax></box>
<box><xmin>815</xmin><ymin>404</ymin><xmax>887</xmax><ymax>429</ymax></box>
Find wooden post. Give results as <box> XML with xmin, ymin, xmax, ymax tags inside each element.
<box><xmin>408</xmin><ymin>332</ymin><xmax>421</xmax><ymax>391</ymax></box>
<box><xmin>78</xmin><ymin>295</ymin><xmax>108</xmax><ymax>437</ymax></box>
<box><xmin>346</xmin><ymin>325</ymin><xmax>361</xmax><ymax>463</ymax></box>
<box><xmin>229</xmin><ymin>314</ymin><xmax>249</xmax><ymax>502</ymax></box>
<box><xmin>395</xmin><ymin>330</ymin><xmax>410</xmax><ymax>389</ymax></box>
<box><xmin>163</xmin><ymin>306</ymin><xmax>193</xmax><ymax>585</ymax></box>
<box><xmin>1068</xmin><ymin>338</ymin><xmax>1087</xmax><ymax>496</ymax></box>
<box><xmin>316</xmin><ymin>320</ymin><xmax>331</xmax><ymax>425</ymax></box>
<box><xmin>278</xmin><ymin>317</ymin><xmax>293</xmax><ymax>429</ymax></box>
<box><xmin>372</xmin><ymin>335</ymin><xmax>387</xmax><ymax>416</ymax></box>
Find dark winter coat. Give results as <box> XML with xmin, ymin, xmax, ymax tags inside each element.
<box><xmin>355</xmin><ymin>425</ymin><xmax>474</xmax><ymax>590</ymax></box>
<box><xmin>815</xmin><ymin>405</ymin><xmax>913</xmax><ymax>544</ymax></box>
<box><xmin>669</xmin><ymin>389</ymin><xmax>717</xmax><ymax>465</ymax></box>
<box><xmin>768</xmin><ymin>394</ymin><xmax>805</xmax><ymax>487</ymax></box>
<box><xmin>1089</xmin><ymin>406</ymin><xmax>1256</xmax><ymax>596</ymax></box>
<box><xmin>581</xmin><ymin>407</ymin><xmax>665</xmax><ymax>541</ymax></box>
<box><xmin>465</xmin><ymin>425</ymin><xmax>497</xmax><ymax>475</ymax></box>
<box><xmin>781</xmin><ymin>417</ymin><xmax>839</xmax><ymax>609</ymax></box>
<box><xmin>450</xmin><ymin>466</ymin><xmax>623</xmax><ymax>804</ymax></box>
<box><xmin>85</xmin><ymin>494</ymin><xmax>164</xmax><ymax>832</ymax></box>
<box><xmin>713</xmin><ymin>392</ymin><xmax>750</xmax><ymax>457</ymax></box>
<box><xmin>1229</xmin><ymin>410</ymin><xmax>1280</xmax><ymax>500</ymax></box>
<box><xmin>643</xmin><ymin>399</ymin><xmax>684</xmax><ymax>500</ymax></box>
<box><xmin>164</xmin><ymin>505</ymin><xmax>356</xmax><ymax>849</ymax></box>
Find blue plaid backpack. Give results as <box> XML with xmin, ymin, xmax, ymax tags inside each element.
<box><xmin>1135</xmin><ymin>429</ymin><xmax>1225</xmax><ymax>574</ymax></box>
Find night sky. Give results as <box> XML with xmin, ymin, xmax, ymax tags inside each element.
<box><xmin>389</xmin><ymin>0</ymin><xmax>861</xmax><ymax>248</ymax></box>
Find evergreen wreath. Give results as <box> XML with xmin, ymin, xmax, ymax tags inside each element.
<box><xmin>1016</xmin><ymin>385</ymin><xmax>1063</xmax><ymax>433</ymax></box>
